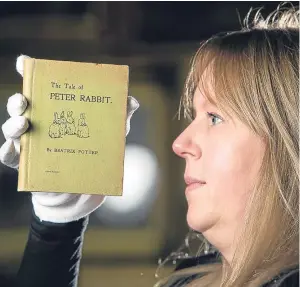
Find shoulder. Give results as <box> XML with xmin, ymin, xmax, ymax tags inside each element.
<box><xmin>160</xmin><ymin>252</ymin><xmax>220</xmax><ymax>287</ymax></box>
<box><xmin>262</xmin><ymin>266</ymin><xmax>299</xmax><ymax>287</ymax></box>
<box><xmin>171</xmin><ymin>253</ymin><xmax>298</xmax><ymax>287</ymax></box>
<box><xmin>175</xmin><ymin>251</ymin><xmax>221</xmax><ymax>271</ymax></box>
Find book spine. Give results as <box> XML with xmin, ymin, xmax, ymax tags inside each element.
<box><xmin>17</xmin><ymin>58</ymin><xmax>35</xmax><ymax>191</ymax></box>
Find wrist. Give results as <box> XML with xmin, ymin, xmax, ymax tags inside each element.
<box><xmin>30</xmin><ymin>208</ymin><xmax>89</xmax><ymax>241</ymax></box>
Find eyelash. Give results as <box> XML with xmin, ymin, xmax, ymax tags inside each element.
<box><xmin>191</xmin><ymin>112</ymin><xmax>223</xmax><ymax>126</ymax></box>
<box><xmin>207</xmin><ymin>112</ymin><xmax>223</xmax><ymax>126</ymax></box>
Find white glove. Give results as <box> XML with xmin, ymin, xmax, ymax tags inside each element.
<box><xmin>0</xmin><ymin>55</ymin><xmax>139</xmax><ymax>223</ymax></box>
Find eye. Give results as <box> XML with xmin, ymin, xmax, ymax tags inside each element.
<box><xmin>207</xmin><ymin>112</ymin><xmax>223</xmax><ymax>126</ymax></box>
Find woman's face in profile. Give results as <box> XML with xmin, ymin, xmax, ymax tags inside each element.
<box><xmin>172</xmin><ymin>87</ymin><xmax>266</xmax><ymax>242</ymax></box>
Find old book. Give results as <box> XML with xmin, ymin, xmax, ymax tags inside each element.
<box><xmin>17</xmin><ymin>57</ymin><xmax>129</xmax><ymax>195</ymax></box>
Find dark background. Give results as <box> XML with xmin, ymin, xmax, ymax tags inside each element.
<box><xmin>0</xmin><ymin>2</ymin><xmax>286</xmax><ymax>42</ymax></box>
<box><xmin>0</xmin><ymin>2</ymin><xmax>295</xmax><ymax>286</ymax></box>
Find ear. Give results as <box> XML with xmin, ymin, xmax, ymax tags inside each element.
<box><xmin>70</xmin><ymin>111</ymin><xmax>73</xmax><ymax>116</ymax></box>
<box><xmin>61</xmin><ymin>111</ymin><xmax>64</xmax><ymax>117</ymax></box>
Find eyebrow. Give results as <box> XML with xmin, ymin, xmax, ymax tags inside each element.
<box><xmin>192</xmin><ymin>100</ymin><xmax>210</xmax><ymax>112</ymax></box>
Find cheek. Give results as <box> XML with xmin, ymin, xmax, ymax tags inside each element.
<box><xmin>203</xmin><ymin>138</ymin><xmax>261</xmax><ymax>213</ymax></box>
<box><xmin>205</xmin><ymin>142</ymin><xmax>243</xmax><ymax>187</ymax></box>
<box><xmin>205</xmin><ymin>137</ymin><xmax>258</xmax><ymax>184</ymax></box>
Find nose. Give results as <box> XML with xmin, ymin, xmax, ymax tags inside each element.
<box><xmin>172</xmin><ymin>125</ymin><xmax>201</xmax><ymax>159</ymax></box>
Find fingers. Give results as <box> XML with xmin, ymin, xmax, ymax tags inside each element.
<box><xmin>0</xmin><ymin>93</ymin><xmax>29</xmax><ymax>169</ymax></box>
<box><xmin>127</xmin><ymin>96</ymin><xmax>139</xmax><ymax>115</ymax></box>
<box><xmin>0</xmin><ymin>54</ymin><xmax>31</xmax><ymax>170</ymax></box>
<box><xmin>1</xmin><ymin>115</ymin><xmax>27</xmax><ymax>169</ymax></box>
<box><xmin>0</xmin><ymin>139</ymin><xmax>19</xmax><ymax>169</ymax></box>
<box><xmin>2</xmin><ymin>116</ymin><xmax>29</xmax><ymax>140</ymax></box>
<box><xmin>7</xmin><ymin>93</ymin><xmax>28</xmax><ymax>117</ymax></box>
<box><xmin>16</xmin><ymin>55</ymin><xmax>31</xmax><ymax>77</ymax></box>
<box><xmin>12</xmin><ymin>138</ymin><xmax>20</xmax><ymax>155</ymax></box>
<box><xmin>125</xmin><ymin>96</ymin><xmax>139</xmax><ymax>136</ymax></box>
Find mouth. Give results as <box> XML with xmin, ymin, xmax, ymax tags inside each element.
<box><xmin>184</xmin><ymin>176</ymin><xmax>206</xmax><ymax>193</ymax></box>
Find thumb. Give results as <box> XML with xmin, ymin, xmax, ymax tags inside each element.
<box><xmin>0</xmin><ymin>139</ymin><xmax>19</xmax><ymax>169</ymax></box>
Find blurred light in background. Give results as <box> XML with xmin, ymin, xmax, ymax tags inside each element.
<box><xmin>95</xmin><ymin>143</ymin><xmax>159</xmax><ymax>226</ymax></box>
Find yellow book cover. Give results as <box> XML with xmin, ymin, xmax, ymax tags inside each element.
<box><xmin>17</xmin><ymin>57</ymin><xmax>129</xmax><ymax>195</ymax></box>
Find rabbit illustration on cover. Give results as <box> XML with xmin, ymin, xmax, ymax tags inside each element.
<box><xmin>59</xmin><ymin>111</ymin><xmax>67</xmax><ymax>137</ymax></box>
<box><xmin>66</xmin><ymin>111</ymin><xmax>76</xmax><ymax>135</ymax></box>
<box><xmin>48</xmin><ymin>111</ymin><xmax>89</xmax><ymax>138</ymax></box>
<box><xmin>48</xmin><ymin>112</ymin><xmax>61</xmax><ymax>138</ymax></box>
<box><xmin>77</xmin><ymin>113</ymin><xmax>89</xmax><ymax>138</ymax></box>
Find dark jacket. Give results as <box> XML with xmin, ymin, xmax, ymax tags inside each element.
<box><xmin>162</xmin><ymin>253</ymin><xmax>299</xmax><ymax>286</ymax></box>
<box><xmin>14</xmin><ymin>210</ymin><xmax>299</xmax><ymax>287</ymax></box>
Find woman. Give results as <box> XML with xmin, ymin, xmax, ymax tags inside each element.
<box><xmin>0</xmin><ymin>3</ymin><xmax>299</xmax><ymax>287</ymax></box>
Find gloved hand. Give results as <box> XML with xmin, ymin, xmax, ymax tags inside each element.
<box><xmin>0</xmin><ymin>55</ymin><xmax>139</xmax><ymax>223</ymax></box>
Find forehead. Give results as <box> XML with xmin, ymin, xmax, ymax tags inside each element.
<box><xmin>193</xmin><ymin>87</ymin><xmax>216</xmax><ymax>109</ymax></box>
<box><xmin>192</xmin><ymin>64</ymin><xmax>217</xmax><ymax>109</ymax></box>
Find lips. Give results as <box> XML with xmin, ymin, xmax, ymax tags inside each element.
<box><xmin>184</xmin><ymin>176</ymin><xmax>206</xmax><ymax>185</ymax></box>
<box><xmin>184</xmin><ymin>176</ymin><xmax>206</xmax><ymax>193</ymax></box>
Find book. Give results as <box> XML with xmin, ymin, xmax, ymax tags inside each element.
<box><xmin>17</xmin><ymin>57</ymin><xmax>129</xmax><ymax>195</ymax></box>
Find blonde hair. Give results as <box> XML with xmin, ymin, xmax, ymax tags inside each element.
<box><xmin>156</xmin><ymin>2</ymin><xmax>299</xmax><ymax>287</ymax></box>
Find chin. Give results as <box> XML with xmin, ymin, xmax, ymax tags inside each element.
<box><xmin>186</xmin><ymin>209</ymin><xmax>204</xmax><ymax>232</ymax></box>
<box><xmin>186</xmin><ymin>207</ymin><xmax>217</xmax><ymax>233</ymax></box>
